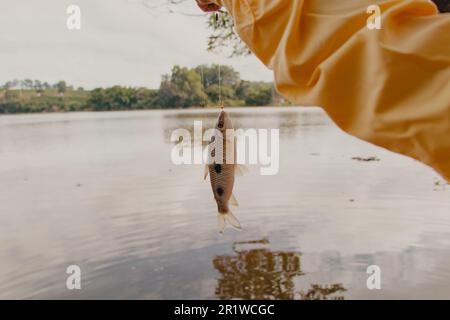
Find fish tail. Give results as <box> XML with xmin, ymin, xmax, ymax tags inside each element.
<box><xmin>218</xmin><ymin>214</ymin><xmax>226</xmax><ymax>235</ymax></box>
<box><xmin>217</xmin><ymin>211</ymin><xmax>242</xmax><ymax>234</ymax></box>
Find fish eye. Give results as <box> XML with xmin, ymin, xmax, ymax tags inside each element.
<box><xmin>218</xmin><ymin>122</ymin><xmax>224</xmax><ymax>128</ymax></box>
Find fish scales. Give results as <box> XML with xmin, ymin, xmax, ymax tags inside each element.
<box><xmin>205</xmin><ymin>110</ymin><xmax>242</xmax><ymax>234</ymax></box>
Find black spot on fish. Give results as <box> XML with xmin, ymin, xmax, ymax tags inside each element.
<box><xmin>218</xmin><ymin>122</ymin><xmax>224</xmax><ymax>128</ymax></box>
<box><xmin>211</xmin><ymin>136</ymin><xmax>215</xmax><ymax>142</ymax></box>
<box><xmin>211</xmin><ymin>149</ymin><xmax>215</xmax><ymax>157</ymax></box>
<box><xmin>214</xmin><ymin>164</ymin><xmax>222</xmax><ymax>174</ymax></box>
<box><xmin>216</xmin><ymin>187</ymin><xmax>224</xmax><ymax>196</ymax></box>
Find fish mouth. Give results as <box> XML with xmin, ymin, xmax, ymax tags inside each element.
<box><xmin>217</xmin><ymin>111</ymin><xmax>226</xmax><ymax>128</ymax></box>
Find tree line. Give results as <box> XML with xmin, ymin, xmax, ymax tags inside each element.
<box><xmin>3</xmin><ymin>80</ymin><xmax>75</xmax><ymax>95</ymax></box>
<box><xmin>0</xmin><ymin>65</ymin><xmax>287</xmax><ymax>114</ymax></box>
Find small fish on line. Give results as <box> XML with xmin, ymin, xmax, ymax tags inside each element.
<box><xmin>204</xmin><ymin>109</ymin><xmax>248</xmax><ymax>234</ymax></box>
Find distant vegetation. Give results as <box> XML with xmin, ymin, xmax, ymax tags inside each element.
<box><xmin>0</xmin><ymin>65</ymin><xmax>288</xmax><ymax>114</ymax></box>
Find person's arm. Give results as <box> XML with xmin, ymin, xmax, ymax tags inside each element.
<box><xmin>195</xmin><ymin>0</ymin><xmax>221</xmax><ymax>12</ymax></box>
<box><xmin>194</xmin><ymin>0</ymin><xmax>450</xmax><ymax>182</ymax></box>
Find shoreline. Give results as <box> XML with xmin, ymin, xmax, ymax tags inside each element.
<box><xmin>0</xmin><ymin>104</ymin><xmax>303</xmax><ymax>117</ymax></box>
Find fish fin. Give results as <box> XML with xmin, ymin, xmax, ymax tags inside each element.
<box><xmin>218</xmin><ymin>214</ymin><xmax>226</xmax><ymax>235</ymax></box>
<box><xmin>235</xmin><ymin>164</ymin><xmax>249</xmax><ymax>177</ymax></box>
<box><xmin>224</xmin><ymin>211</ymin><xmax>242</xmax><ymax>231</ymax></box>
<box><xmin>229</xmin><ymin>193</ymin><xmax>239</xmax><ymax>207</ymax></box>
<box><xmin>204</xmin><ymin>165</ymin><xmax>209</xmax><ymax>180</ymax></box>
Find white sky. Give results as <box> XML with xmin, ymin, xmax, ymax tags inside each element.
<box><xmin>0</xmin><ymin>0</ymin><xmax>273</xmax><ymax>89</ymax></box>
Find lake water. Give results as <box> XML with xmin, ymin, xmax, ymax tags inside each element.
<box><xmin>1</xmin><ymin>107</ymin><xmax>449</xmax><ymax>299</ymax></box>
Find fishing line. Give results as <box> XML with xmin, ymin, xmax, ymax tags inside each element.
<box><xmin>218</xmin><ymin>64</ymin><xmax>223</xmax><ymax>108</ymax></box>
<box><xmin>200</xmin><ymin>64</ymin><xmax>207</xmax><ymax>107</ymax></box>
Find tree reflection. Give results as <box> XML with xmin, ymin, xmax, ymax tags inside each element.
<box><xmin>213</xmin><ymin>239</ymin><xmax>346</xmax><ymax>300</ymax></box>
<box><xmin>299</xmin><ymin>284</ymin><xmax>346</xmax><ymax>300</ymax></box>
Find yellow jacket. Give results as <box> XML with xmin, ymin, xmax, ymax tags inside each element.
<box><xmin>213</xmin><ymin>0</ymin><xmax>450</xmax><ymax>181</ymax></box>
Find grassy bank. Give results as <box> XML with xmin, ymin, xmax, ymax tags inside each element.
<box><xmin>0</xmin><ymin>88</ymin><xmax>290</xmax><ymax>114</ymax></box>
<box><xmin>0</xmin><ymin>89</ymin><xmax>89</xmax><ymax>113</ymax></box>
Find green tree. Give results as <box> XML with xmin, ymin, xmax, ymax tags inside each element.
<box><xmin>156</xmin><ymin>66</ymin><xmax>207</xmax><ymax>108</ymax></box>
<box><xmin>88</xmin><ymin>86</ymin><xmax>138</xmax><ymax>111</ymax></box>
<box><xmin>55</xmin><ymin>81</ymin><xmax>67</xmax><ymax>96</ymax></box>
<box><xmin>195</xmin><ymin>64</ymin><xmax>240</xmax><ymax>88</ymax></box>
<box><xmin>194</xmin><ymin>64</ymin><xmax>240</xmax><ymax>105</ymax></box>
<box><xmin>88</xmin><ymin>88</ymin><xmax>107</xmax><ymax>110</ymax></box>
<box><xmin>155</xmin><ymin>75</ymin><xmax>178</xmax><ymax>108</ymax></box>
<box><xmin>22</xmin><ymin>79</ymin><xmax>33</xmax><ymax>89</ymax></box>
<box><xmin>241</xmin><ymin>82</ymin><xmax>273</xmax><ymax>106</ymax></box>
<box><xmin>107</xmin><ymin>86</ymin><xmax>137</xmax><ymax>109</ymax></box>
<box><xmin>2</xmin><ymin>81</ymin><xmax>13</xmax><ymax>90</ymax></box>
<box><xmin>136</xmin><ymin>88</ymin><xmax>158</xmax><ymax>109</ymax></box>
<box><xmin>35</xmin><ymin>82</ymin><xmax>44</xmax><ymax>97</ymax></box>
<box><xmin>205</xmin><ymin>84</ymin><xmax>235</xmax><ymax>103</ymax></box>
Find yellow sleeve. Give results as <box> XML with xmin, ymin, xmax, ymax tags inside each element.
<box><xmin>219</xmin><ymin>0</ymin><xmax>450</xmax><ymax>181</ymax></box>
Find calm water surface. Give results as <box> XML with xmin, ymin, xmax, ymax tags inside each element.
<box><xmin>0</xmin><ymin>107</ymin><xmax>449</xmax><ymax>299</ymax></box>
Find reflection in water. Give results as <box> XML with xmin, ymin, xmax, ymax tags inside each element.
<box><xmin>299</xmin><ymin>284</ymin><xmax>346</xmax><ymax>300</ymax></box>
<box><xmin>2</xmin><ymin>108</ymin><xmax>450</xmax><ymax>299</ymax></box>
<box><xmin>213</xmin><ymin>239</ymin><xmax>346</xmax><ymax>300</ymax></box>
<box><xmin>162</xmin><ymin>108</ymin><xmax>315</xmax><ymax>143</ymax></box>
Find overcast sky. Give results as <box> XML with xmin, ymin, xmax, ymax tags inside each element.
<box><xmin>0</xmin><ymin>0</ymin><xmax>273</xmax><ymax>89</ymax></box>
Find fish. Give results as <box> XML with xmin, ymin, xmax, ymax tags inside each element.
<box><xmin>204</xmin><ymin>110</ymin><xmax>247</xmax><ymax>234</ymax></box>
